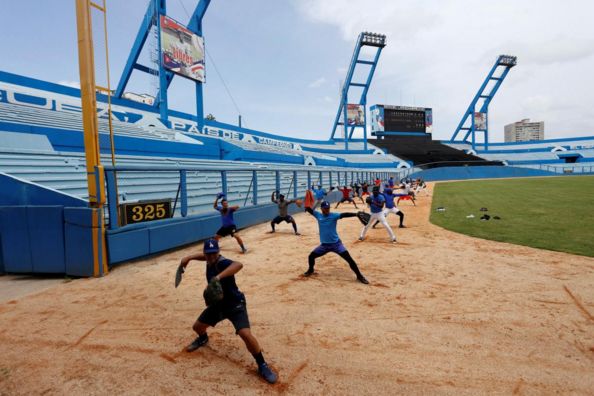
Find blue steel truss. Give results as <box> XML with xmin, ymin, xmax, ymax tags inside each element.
<box><xmin>115</xmin><ymin>0</ymin><xmax>211</xmax><ymax>129</ymax></box>
<box><xmin>450</xmin><ymin>55</ymin><xmax>517</xmax><ymax>151</ymax></box>
<box><xmin>330</xmin><ymin>32</ymin><xmax>386</xmax><ymax>151</ymax></box>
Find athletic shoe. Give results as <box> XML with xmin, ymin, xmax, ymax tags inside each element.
<box><xmin>303</xmin><ymin>268</ymin><xmax>314</xmax><ymax>277</ymax></box>
<box><xmin>295</xmin><ymin>232</ymin><xmax>301</xmax><ymax>236</ymax></box>
<box><xmin>391</xmin><ymin>238</ymin><xmax>397</xmax><ymax>243</ymax></box>
<box><xmin>399</xmin><ymin>225</ymin><xmax>406</xmax><ymax>228</ymax></box>
<box><xmin>258</xmin><ymin>362</ymin><xmax>277</xmax><ymax>384</ymax></box>
<box><xmin>186</xmin><ymin>335</ymin><xmax>208</xmax><ymax>352</ymax></box>
<box><xmin>241</xmin><ymin>247</ymin><xmax>248</xmax><ymax>254</ymax></box>
<box><xmin>357</xmin><ymin>276</ymin><xmax>370</xmax><ymax>285</ymax></box>
<box><xmin>358</xmin><ymin>237</ymin><xmax>364</xmax><ymax>241</ymax></box>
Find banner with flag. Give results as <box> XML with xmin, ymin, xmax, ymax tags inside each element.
<box><xmin>160</xmin><ymin>15</ymin><xmax>205</xmax><ymax>83</ymax></box>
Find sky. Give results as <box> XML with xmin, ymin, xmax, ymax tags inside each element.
<box><xmin>1</xmin><ymin>0</ymin><xmax>593</xmax><ymax>142</ymax></box>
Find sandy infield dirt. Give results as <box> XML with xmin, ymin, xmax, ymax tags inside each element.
<box><xmin>0</xmin><ymin>184</ymin><xmax>593</xmax><ymax>395</ymax></box>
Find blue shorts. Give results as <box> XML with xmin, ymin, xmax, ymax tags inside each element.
<box><xmin>312</xmin><ymin>241</ymin><xmax>347</xmax><ymax>256</ymax></box>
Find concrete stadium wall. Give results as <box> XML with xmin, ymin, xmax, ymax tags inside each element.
<box><xmin>410</xmin><ymin>166</ymin><xmax>557</xmax><ymax>182</ymax></box>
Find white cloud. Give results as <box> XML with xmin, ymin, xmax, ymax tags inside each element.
<box><xmin>308</xmin><ymin>77</ymin><xmax>326</xmax><ymax>88</ymax></box>
<box><xmin>293</xmin><ymin>0</ymin><xmax>594</xmax><ymax>140</ymax></box>
<box><xmin>58</xmin><ymin>80</ymin><xmax>80</xmax><ymax>89</ymax></box>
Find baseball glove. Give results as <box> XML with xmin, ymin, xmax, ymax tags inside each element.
<box><xmin>203</xmin><ymin>278</ymin><xmax>224</xmax><ymax>306</ymax></box>
<box><xmin>356</xmin><ymin>211</ymin><xmax>370</xmax><ymax>226</ymax></box>
<box><xmin>174</xmin><ymin>265</ymin><xmax>185</xmax><ymax>288</ymax></box>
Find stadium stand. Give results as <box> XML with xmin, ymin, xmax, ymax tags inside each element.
<box><xmin>370</xmin><ymin>135</ymin><xmax>502</xmax><ymax>167</ymax></box>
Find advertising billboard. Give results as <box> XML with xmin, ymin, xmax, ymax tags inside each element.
<box><xmin>425</xmin><ymin>108</ymin><xmax>433</xmax><ymax>133</ymax></box>
<box><xmin>370</xmin><ymin>105</ymin><xmax>384</xmax><ymax>132</ymax></box>
<box><xmin>160</xmin><ymin>15</ymin><xmax>205</xmax><ymax>82</ymax></box>
<box><xmin>347</xmin><ymin>104</ymin><xmax>365</xmax><ymax>126</ymax></box>
<box><xmin>474</xmin><ymin>112</ymin><xmax>487</xmax><ymax>130</ymax></box>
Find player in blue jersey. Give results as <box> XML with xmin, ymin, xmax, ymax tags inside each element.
<box><xmin>213</xmin><ymin>193</ymin><xmax>247</xmax><ymax>253</ymax></box>
<box><xmin>372</xmin><ymin>187</ymin><xmax>405</xmax><ymax>229</ymax></box>
<box><xmin>359</xmin><ymin>186</ymin><xmax>396</xmax><ymax>242</ymax></box>
<box><xmin>311</xmin><ymin>185</ymin><xmax>327</xmax><ymax>210</ymax></box>
<box><xmin>303</xmin><ymin>201</ymin><xmax>369</xmax><ymax>284</ymax></box>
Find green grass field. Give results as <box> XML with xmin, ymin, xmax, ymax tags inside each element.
<box><xmin>430</xmin><ymin>176</ymin><xmax>594</xmax><ymax>257</ymax></box>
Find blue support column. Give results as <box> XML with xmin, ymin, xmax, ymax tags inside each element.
<box><xmin>293</xmin><ymin>171</ymin><xmax>298</xmax><ymax>199</ymax></box>
<box><xmin>180</xmin><ymin>170</ymin><xmax>187</xmax><ymax>217</ymax></box>
<box><xmin>155</xmin><ymin>1</ymin><xmax>168</xmax><ymax>125</ymax></box>
<box><xmin>275</xmin><ymin>171</ymin><xmax>280</xmax><ymax>193</ymax></box>
<box><xmin>252</xmin><ymin>171</ymin><xmax>258</xmax><ymax>205</ymax></box>
<box><xmin>221</xmin><ymin>171</ymin><xmax>228</xmax><ymax>196</ymax></box>
<box><xmin>307</xmin><ymin>171</ymin><xmax>311</xmax><ymax>190</ymax></box>
<box><xmin>104</xmin><ymin>169</ymin><xmax>119</xmax><ymax>230</ymax></box>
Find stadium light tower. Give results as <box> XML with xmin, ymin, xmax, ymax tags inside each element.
<box><xmin>115</xmin><ymin>0</ymin><xmax>211</xmax><ymax>129</ymax></box>
<box><xmin>450</xmin><ymin>54</ymin><xmax>517</xmax><ymax>151</ymax></box>
<box><xmin>330</xmin><ymin>32</ymin><xmax>387</xmax><ymax>151</ymax></box>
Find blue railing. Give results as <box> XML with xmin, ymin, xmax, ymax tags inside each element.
<box><xmin>103</xmin><ymin>165</ymin><xmax>399</xmax><ymax>230</ymax></box>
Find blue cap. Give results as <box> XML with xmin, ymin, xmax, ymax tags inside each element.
<box><xmin>203</xmin><ymin>238</ymin><xmax>220</xmax><ymax>253</ymax></box>
<box><xmin>320</xmin><ymin>201</ymin><xmax>330</xmax><ymax>209</ymax></box>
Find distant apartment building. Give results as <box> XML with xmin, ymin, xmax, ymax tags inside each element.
<box><xmin>504</xmin><ymin>119</ymin><xmax>544</xmax><ymax>142</ymax></box>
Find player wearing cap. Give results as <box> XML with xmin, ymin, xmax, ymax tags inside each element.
<box><xmin>303</xmin><ymin>201</ymin><xmax>369</xmax><ymax>284</ymax></box>
<box><xmin>371</xmin><ymin>187</ymin><xmax>405</xmax><ymax>229</ymax></box>
<box><xmin>335</xmin><ymin>185</ymin><xmax>359</xmax><ymax>209</ymax></box>
<box><xmin>359</xmin><ymin>186</ymin><xmax>397</xmax><ymax>243</ymax></box>
<box><xmin>213</xmin><ymin>193</ymin><xmax>247</xmax><ymax>253</ymax></box>
<box><xmin>269</xmin><ymin>191</ymin><xmax>300</xmax><ymax>235</ymax></box>
<box><xmin>178</xmin><ymin>239</ymin><xmax>277</xmax><ymax>384</ymax></box>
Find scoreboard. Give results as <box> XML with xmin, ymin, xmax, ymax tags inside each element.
<box><xmin>370</xmin><ymin>105</ymin><xmax>433</xmax><ymax>134</ymax></box>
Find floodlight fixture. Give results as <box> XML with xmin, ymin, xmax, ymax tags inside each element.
<box><xmin>498</xmin><ymin>54</ymin><xmax>517</xmax><ymax>67</ymax></box>
<box><xmin>361</xmin><ymin>31</ymin><xmax>386</xmax><ymax>48</ymax></box>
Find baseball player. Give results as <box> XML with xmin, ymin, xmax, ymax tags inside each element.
<box><xmin>371</xmin><ymin>187</ymin><xmax>405</xmax><ymax>229</ymax></box>
<box><xmin>311</xmin><ymin>185</ymin><xmax>327</xmax><ymax>210</ymax></box>
<box><xmin>359</xmin><ymin>186</ymin><xmax>397</xmax><ymax>243</ymax></box>
<box><xmin>304</xmin><ymin>201</ymin><xmax>369</xmax><ymax>284</ymax></box>
<box><xmin>359</xmin><ymin>182</ymin><xmax>370</xmax><ymax>203</ymax></box>
<box><xmin>213</xmin><ymin>193</ymin><xmax>247</xmax><ymax>253</ymax></box>
<box><xmin>270</xmin><ymin>191</ymin><xmax>300</xmax><ymax>235</ymax></box>
<box><xmin>335</xmin><ymin>185</ymin><xmax>359</xmax><ymax>209</ymax></box>
<box><xmin>178</xmin><ymin>238</ymin><xmax>277</xmax><ymax>384</ymax></box>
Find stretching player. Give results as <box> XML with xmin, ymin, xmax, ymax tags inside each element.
<box><xmin>178</xmin><ymin>239</ymin><xmax>277</xmax><ymax>384</ymax></box>
<box><xmin>270</xmin><ymin>191</ymin><xmax>300</xmax><ymax>235</ymax></box>
<box><xmin>360</xmin><ymin>186</ymin><xmax>397</xmax><ymax>243</ymax></box>
<box><xmin>335</xmin><ymin>185</ymin><xmax>359</xmax><ymax>209</ymax></box>
<box><xmin>372</xmin><ymin>187</ymin><xmax>405</xmax><ymax>229</ymax></box>
<box><xmin>359</xmin><ymin>182</ymin><xmax>370</xmax><ymax>204</ymax></box>
<box><xmin>311</xmin><ymin>185</ymin><xmax>326</xmax><ymax>210</ymax></box>
<box><xmin>213</xmin><ymin>193</ymin><xmax>247</xmax><ymax>253</ymax></box>
<box><xmin>304</xmin><ymin>201</ymin><xmax>369</xmax><ymax>284</ymax></box>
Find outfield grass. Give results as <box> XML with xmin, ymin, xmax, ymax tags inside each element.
<box><xmin>430</xmin><ymin>175</ymin><xmax>594</xmax><ymax>257</ymax></box>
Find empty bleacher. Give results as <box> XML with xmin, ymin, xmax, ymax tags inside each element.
<box><xmin>371</xmin><ymin>135</ymin><xmax>502</xmax><ymax>167</ymax></box>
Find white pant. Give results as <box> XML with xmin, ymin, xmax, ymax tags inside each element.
<box><xmin>360</xmin><ymin>211</ymin><xmax>395</xmax><ymax>240</ymax></box>
<box><xmin>383</xmin><ymin>207</ymin><xmax>401</xmax><ymax>218</ymax></box>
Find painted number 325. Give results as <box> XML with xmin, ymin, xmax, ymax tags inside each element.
<box><xmin>131</xmin><ymin>204</ymin><xmax>167</xmax><ymax>222</ymax></box>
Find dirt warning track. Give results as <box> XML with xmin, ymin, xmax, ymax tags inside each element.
<box><xmin>1</xmin><ymin>184</ymin><xmax>593</xmax><ymax>395</ymax></box>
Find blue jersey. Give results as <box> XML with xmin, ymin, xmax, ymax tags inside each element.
<box><xmin>383</xmin><ymin>192</ymin><xmax>396</xmax><ymax>209</ymax></box>
<box><xmin>313</xmin><ymin>188</ymin><xmax>326</xmax><ymax>200</ymax></box>
<box><xmin>369</xmin><ymin>194</ymin><xmax>385</xmax><ymax>213</ymax></box>
<box><xmin>312</xmin><ymin>211</ymin><xmax>342</xmax><ymax>244</ymax></box>
<box><xmin>217</xmin><ymin>206</ymin><xmax>236</xmax><ymax>227</ymax></box>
